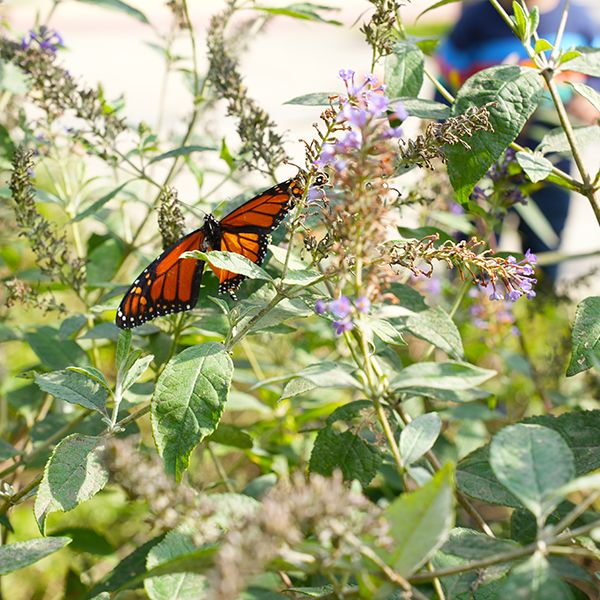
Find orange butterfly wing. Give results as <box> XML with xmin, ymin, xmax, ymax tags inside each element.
<box><xmin>211</xmin><ymin>179</ymin><xmax>302</xmax><ymax>295</ymax></box>
<box><xmin>116</xmin><ymin>229</ymin><xmax>207</xmax><ymax>329</ymax></box>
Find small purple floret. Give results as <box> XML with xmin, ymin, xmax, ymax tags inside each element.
<box><xmin>333</xmin><ymin>317</ymin><xmax>354</xmax><ymax>336</ymax></box>
<box><xmin>329</xmin><ymin>296</ymin><xmax>352</xmax><ymax>318</ymax></box>
<box><xmin>355</xmin><ymin>296</ymin><xmax>371</xmax><ymax>314</ymax></box>
<box><xmin>315</xmin><ymin>299</ymin><xmax>328</xmax><ymax>315</ymax></box>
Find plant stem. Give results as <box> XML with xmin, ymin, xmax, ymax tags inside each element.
<box><xmin>207</xmin><ymin>443</ymin><xmax>235</xmax><ymax>492</ymax></box>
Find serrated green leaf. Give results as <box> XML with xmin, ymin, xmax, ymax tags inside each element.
<box><xmin>400</xmin><ymin>412</ymin><xmax>441</xmax><ymax>465</ymax></box>
<box><xmin>567</xmin><ymin>296</ymin><xmax>600</xmax><ymax>376</ymax></box>
<box><xmin>280</xmin><ymin>361</ymin><xmax>359</xmax><ymax>400</ymax></box>
<box><xmin>0</xmin><ymin>537</ymin><xmax>71</xmax><ymax>574</ymax></box>
<box><xmin>515</xmin><ymin>151</ymin><xmax>553</xmax><ymax>183</ymax></box>
<box><xmin>385</xmin><ymin>41</ymin><xmax>425</xmax><ymax>98</ymax></box>
<box><xmin>499</xmin><ymin>553</ymin><xmax>575</xmax><ymax>599</ymax></box>
<box><xmin>34</xmin><ymin>370</ymin><xmax>108</xmax><ymax>417</ymax></box>
<box><xmin>121</xmin><ymin>354</ymin><xmax>154</xmax><ymax>393</ymax></box>
<box><xmin>35</xmin><ymin>434</ymin><xmax>109</xmax><ymax>533</ymax></box>
<box><xmin>391</xmin><ymin>97</ymin><xmax>451</xmax><ymax>120</ymax></box>
<box><xmin>567</xmin><ymin>81</ymin><xmax>600</xmax><ymax>112</ymax></box>
<box><xmin>183</xmin><ymin>250</ymin><xmax>272</xmax><ymax>282</ymax></box>
<box><xmin>566</xmin><ymin>46</ymin><xmax>600</xmax><ymax>76</ymax></box>
<box><xmin>309</xmin><ymin>400</ymin><xmax>383</xmax><ymax>487</ymax></box>
<box><xmin>446</xmin><ymin>66</ymin><xmax>544</xmax><ymax>202</ymax></box>
<box><xmin>76</xmin><ymin>0</ymin><xmax>149</xmax><ymax>23</ymax></box>
<box><xmin>144</xmin><ymin>531</ymin><xmax>208</xmax><ymax>600</ymax></box>
<box><xmin>152</xmin><ymin>343</ymin><xmax>233</xmax><ymax>481</ymax></box>
<box><xmin>537</xmin><ymin>124</ymin><xmax>600</xmax><ymax>154</ymax></box>
<box><xmin>490</xmin><ymin>424</ymin><xmax>575</xmax><ymax>521</ymax></box>
<box><xmin>392</xmin><ymin>361</ymin><xmax>496</xmax><ymax>391</ymax></box>
<box><xmin>385</xmin><ymin>463</ymin><xmax>454</xmax><ymax>576</ymax></box>
<box><xmin>405</xmin><ymin>307</ymin><xmax>464</xmax><ymax>359</ymax></box>
<box><xmin>148</xmin><ymin>145</ymin><xmax>215</xmax><ymax>164</ymax></box>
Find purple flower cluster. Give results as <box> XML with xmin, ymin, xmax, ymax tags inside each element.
<box><xmin>315</xmin><ymin>294</ymin><xmax>371</xmax><ymax>336</ymax></box>
<box><xmin>489</xmin><ymin>249</ymin><xmax>537</xmax><ymax>302</ymax></box>
<box><xmin>20</xmin><ymin>26</ymin><xmax>63</xmax><ymax>54</ymax></box>
<box><xmin>316</xmin><ymin>70</ymin><xmax>407</xmax><ymax>172</ymax></box>
<box><xmin>469</xmin><ymin>286</ymin><xmax>519</xmax><ymax>337</ymax></box>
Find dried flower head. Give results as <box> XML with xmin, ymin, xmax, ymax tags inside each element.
<box><xmin>157</xmin><ymin>186</ymin><xmax>185</xmax><ymax>249</ymax></box>
<box><xmin>3</xmin><ymin>278</ymin><xmax>66</xmax><ymax>313</ymax></box>
<box><xmin>360</xmin><ymin>0</ymin><xmax>401</xmax><ymax>62</ymax></box>
<box><xmin>208</xmin><ymin>471</ymin><xmax>391</xmax><ymax>600</ymax></box>
<box><xmin>166</xmin><ymin>0</ymin><xmax>189</xmax><ymax>29</ymax></box>
<box><xmin>397</xmin><ymin>103</ymin><xmax>494</xmax><ymax>170</ymax></box>
<box><xmin>9</xmin><ymin>147</ymin><xmax>85</xmax><ymax>292</ymax></box>
<box><xmin>206</xmin><ymin>5</ymin><xmax>287</xmax><ymax>173</ymax></box>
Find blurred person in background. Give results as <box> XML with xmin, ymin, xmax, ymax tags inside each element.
<box><xmin>436</xmin><ymin>0</ymin><xmax>600</xmax><ymax>283</ymax></box>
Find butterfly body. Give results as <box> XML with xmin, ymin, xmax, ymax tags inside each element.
<box><xmin>116</xmin><ymin>178</ymin><xmax>306</xmax><ymax>329</ymax></box>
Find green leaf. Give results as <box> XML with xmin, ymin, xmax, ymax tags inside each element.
<box><xmin>567</xmin><ymin>296</ymin><xmax>600</xmax><ymax>376</ymax></box>
<box><xmin>0</xmin><ymin>537</ymin><xmax>71</xmax><ymax>575</ymax></box>
<box><xmin>0</xmin><ymin>439</ymin><xmax>20</xmax><ymax>461</ymax></box>
<box><xmin>219</xmin><ymin>138</ymin><xmax>236</xmax><ymax>170</ymax></box>
<box><xmin>86</xmin><ymin>234</ymin><xmax>125</xmax><ymax>286</ymax></box>
<box><xmin>76</xmin><ymin>0</ymin><xmax>149</xmax><ymax>23</ymax></box>
<box><xmin>566</xmin><ymin>46</ymin><xmax>600</xmax><ymax>76</ymax></box>
<box><xmin>71</xmin><ymin>181</ymin><xmax>132</xmax><ymax>222</ymax></box>
<box><xmin>499</xmin><ymin>553</ymin><xmax>575</xmax><ymax>599</ymax></box>
<box><xmin>253</xmin><ymin>3</ymin><xmax>341</xmax><ymax>26</ymax></box>
<box><xmin>152</xmin><ymin>343</ymin><xmax>233</xmax><ymax>481</ymax></box>
<box><xmin>282</xmin><ymin>268</ymin><xmax>322</xmax><ymax>286</ymax></box>
<box><xmin>144</xmin><ymin>531</ymin><xmax>208</xmax><ymax>600</ymax></box>
<box><xmin>400</xmin><ymin>412</ymin><xmax>441</xmax><ymax>466</ymax></box>
<box><xmin>515</xmin><ymin>151</ymin><xmax>553</xmax><ymax>183</ymax></box>
<box><xmin>148</xmin><ymin>145</ymin><xmax>215</xmax><ymax>164</ymax></box>
<box><xmin>279</xmin><ymin>361</ymin><xmax>359</xmax><ymax>400</ymax></box>
<box><xmin>537</xmin><ymin>124</ymin><xmax>600</xmax><ymax>154</ymax></box>
<box><xmin>207</xmin><ymin>423</ymin><xmax>253</xmax><ymax>449</ymax></box>
<box><xmin>416</xmin><ymin>0</ymin><xmax>461</xmax><ymax>22</ymax></box>
<box><xmin>35</xmin><ymin>434</ymin><xmax>109</xmax><ymax>534</ymax></box>
<box><xmin>385</xmin><ymin>464</ymin><xmax>454</xmax><ymax>577</ymax></box>
<box><xmin>50</xmin><ymin>526</ymin><xmax>114</xmax><ymax>555</ymax></box>
<box><xmin>558</xmin><ymin>49</ymin><xmax>583</xmax><ymax>67</ymax></box>
<box><xmin>441</xmin><ymin>527</ymin><xmax>518</xmax><ymax>560</ymax></box>
<box><xmin>392</xmin><ymin>97</ymin><xmax>451</xmax><ymax>120</ymax></box>
<box><xmin>34</xmin><ymin>370</ymin><xmax>108</xmax><ymax>417</ymax></box>
<box><xmin>392</xmin><ymin>362</ymin><xmax>496</xmax><ymax>391</ymax></box>
<box><xmin>385</xmin><ymin>41</ymin><xmax>425</xmax><ymax>98</ymax></box>
<box><xmin>183</xmin><ymin>250</ymin><xmax>272</xmax><ymax>282</ymax></box>
<box><xmin>67</xmin><ymin>366</ymin><xmax>111</xmax><ymax>393</ymax></box>
<box><xmin>490</xmin><ymin>424</ymin><xmax>575</xmax><ymax>521</ymax></box>
<box><xmin>116</xmin><ymin>329</ymin><xmax>132</xmax><ymax>377</ymax></box>
<box><xmin>284</xmin><ymin>92</ymin><xmax>337</xmax><ymax>106</ymax></box>
<box><xmin>511</xmin><ymin>1</ymin><xmax>529</xmax><ymax>40</ymax></box>
<box><xmin>309</xmin><ymin>400</ymin><xmax>383</xmax><ymax>487</ymax></box>
<box><xmin>0</xmin><ymin>61</ymin><xmax>28</xmax><ymax>95</ymax></box>
<box><xmin>446</xmin><ymin>66</ymin><xmax>544</xmax><ymax>202</ymax></box>
<box><xmin>534</xmin><ymin>38</ymin><xmax>553</xmax><ymax>53</ymax></box>
<box><xmin>568</xmin><ymin>80</ymin><xmax>600</xmax><ymax>113</ymax></box>
<box><xmin>88</xmin><ymin>534</ymin><xmax>167</xmax><ymax>596</ymax></box>
<box><xmin>24</xmin><ymin>327</ymin><xmax>89</xmax><ymax>370</ymax></box>
<box><xmin>404</xmin><ymin>307</ymin><xmax>464</xmax><ymax>359</ymax></box>
<box><xmin>121</xmin><ymin>354</ymin><xmax>154</xmax><ymax>393</ymax></box>
<box><xmin>458</xmin><ymin>411</ymin><xmax>600</xmax><ymax>506</ymax></box>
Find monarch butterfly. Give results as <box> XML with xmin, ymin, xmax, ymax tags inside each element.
<box><xmin>116</xmin><ymin>175</ymin><xmax>323</xmax><ymax>329</ymax></box>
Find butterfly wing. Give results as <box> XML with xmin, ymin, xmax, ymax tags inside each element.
<box><xmin>211</xmin><ymin>178</ymin><xmax>302</xmax><ymax>295</ymax></box>
<box><xmin>116</xmin><ymin>228</ymin><xmax>207</xmax><ymax>329</ymax></box>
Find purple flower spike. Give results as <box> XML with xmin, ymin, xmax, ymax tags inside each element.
<box><xmin>355</xmin><ymin>296</ymin><xmax>371</xmax><ymax>314</ymax></box>
<box><xmin>341</xmin><ymin>104</ymin><xmax>368</xmax><ymax>128</ymax></box>
<box><xmin>392</xmin><ymin>101</ymin><xmax>409</xmax><ymax>123</ymax></box>
<box><xmin>339</xmin><ymin>69</ymin><xmax>355</xmax><ymax>82</ymax></box>
<box><xmin>333</xmin><ymin>317</ymin><xmax>354</xmax><ymax>336</ymax></box>
<box><xmin>315</xmin><ymin>299</ymin><xmax>328</xmax><ymax>315</ymax></box>
<box><xmin>366</xmin><ymin>92</ymin><xmax>388</xmax><ymax>116</ymax></box>
<box><xmin>329</xmin><ymin>296</ymin><xmax>352</xmax><ymax>318</ymax></box>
